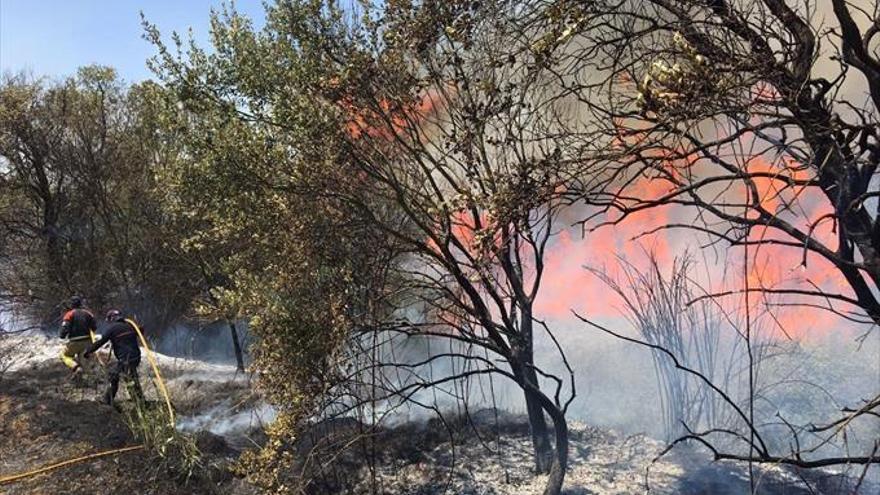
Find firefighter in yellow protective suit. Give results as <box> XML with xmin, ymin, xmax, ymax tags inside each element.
<box><xmin>58</xmin><ymin>295</ymin><xmax>97</xmax><ymax>374</ymax></box>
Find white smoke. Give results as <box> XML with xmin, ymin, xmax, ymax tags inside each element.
<box><xmin>176</xmin><ymin>400</ymin><xmax>276</xmax><ymax>437</ymax></box>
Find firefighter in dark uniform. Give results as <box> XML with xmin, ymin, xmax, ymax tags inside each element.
<box><xmin>84</xmin><ymin>309</ymin><xmax>145</xmax><ymax>405</ymax></box>
<box><xmin>58</xmin><ymin>295</ymin><xmax>97</xmax><ymax>374</ymax></box>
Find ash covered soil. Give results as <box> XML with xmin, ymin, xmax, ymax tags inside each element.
<box><xmin>1</xmin><ymin>332</ymin><xmax>875</xmax><ymax>494</ymax></box>
<box><xmin>300</xmin><ymin>411</ymin><xmax>871</xmax><ymax>495</ymax></box>
<box><xmin>0</xmin><ymin>332</ymin><xmax>259</xmax><ymax>495</ymax></box>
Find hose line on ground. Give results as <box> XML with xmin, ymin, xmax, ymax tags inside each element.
<box><xmin>0</xmin><ymin>445</ymin><xmax>144</xmax><ymax>485</ymax></box>
<box><xmin>1</xmin><ymin>320</ymin><xmax>177</xmax><ymax>486</ymax></box>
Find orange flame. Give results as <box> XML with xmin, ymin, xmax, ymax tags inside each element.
<box><xmin>346</xmin><ymin>82</ymin><xmax>854</xmax><ymax>340</ymax></box>
<box><xmin>531</xmin><ymin>153</ymin><xmax>851</xmax><ymax>340</ymax></box>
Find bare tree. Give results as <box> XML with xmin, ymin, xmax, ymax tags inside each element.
<box><xmin>556</xmin><ymin>0</ymin><xmax>880</xmax><ymax>475</ymax></box>
<box><xmin>314</xmin><ymin>3</ymin><xmax>592</xmax><ymax>492</ymax></box>
<box><xmin>568</xmin><ymin>0</ymin><xmax>880</xmax><ymax>330</ymax></box>
<box><xmin>143</xmin><ymin>1</ymin><xmax>596</xmax><ymax>493</ymax></box>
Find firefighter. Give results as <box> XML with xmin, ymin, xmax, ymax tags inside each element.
<box><xmin>58</xmin><ymin>295</ymin><xmax>97</xmax><ymax>375</ymax></box>
<box><xmin>84</xmin><ymin>309</ymin><xmax>144</xmax><ymax>405</ymax></box>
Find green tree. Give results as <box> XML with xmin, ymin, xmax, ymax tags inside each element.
<box><xmin>0</xmin><ymin>67</ymin><xmax>200</xmax><ymax>328</ymax></box>
<box><xmin>144</xmin><ymin>6</ymin><xmax>403</xmax><ymax>488</ymax></box>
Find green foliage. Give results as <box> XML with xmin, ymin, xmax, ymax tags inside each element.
<box><xmin>122</xmin><ymin>402</ymin><xmax>204</xmax><ymax>483</ymax></box>
<box><xmin>144</xmin><ymin>3</ymin><xmax>404</xmax><ymax>490</ymax></box>
<box><xmin>0</xmin><ymin>68</ymin><xmax>202</xmax><ymax>325</ymax></box>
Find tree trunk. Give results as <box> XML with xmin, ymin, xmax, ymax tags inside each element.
<box><xmin>541</xmin><ymin>400</ymin><xmax>569</xmax><ymax>495</ymax></box>
<box><xmin>43</xmin><ymin>202</ymin><xmax>66</xmax><ymax>290</ymax></box>
<box><xmin>512</xmin><ymin>346</ymin><xmax>553</xmax><ymax>473</ymax></box>
<box><xmin>228</xmin><ymin>321</ymin><xmax>245</xmax><ymax>371</ymax></box>
<box><xmin>516</xmin><ymin>371</ymin><xmax>570</xmax><ymax>495</ymax></box>
<box><xmin>523</xmin><ymin>368</ymin><xmax>554</xmax><ymax>473</ymax></box>
<box><xmin>514</xmin><ymin>307</ymin><xmax>553</xmax><ymax>473</ymax></box>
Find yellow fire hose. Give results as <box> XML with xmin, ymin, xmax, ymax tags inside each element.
<box><xmin>125</xmin><ymin>319</ymin><xmax>175</xmax><ymax>427</ymax></box>
<box><xmin>0</xmin><ymin>319</ymin><xmax>177</xmax><ymax>486</ymax></box>
<box><xmin>0</xmin><ymin>445</ymin><xmax>144</xmax><ymax>485</ymax></box>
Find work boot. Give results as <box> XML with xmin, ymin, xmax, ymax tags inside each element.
<box><xmin>67</xmin><ymin>364</ymin><xmax>82</xmax><ymax>382</ymax></box>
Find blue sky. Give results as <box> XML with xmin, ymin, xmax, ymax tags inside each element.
<box><xmin>0</xmin><ymin>0</ymin><xmax>267</xmax><ymax>82</ymax></box>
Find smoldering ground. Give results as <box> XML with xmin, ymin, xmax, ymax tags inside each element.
<box><xmin>336</xmin><ymin>310</ymin><xmax>879</xmax><ymax>493</ymax></box>
<box><xmin>376</xmin><ymin>308</ymin><xmax>879</xmax><ymax>446</ymax></box>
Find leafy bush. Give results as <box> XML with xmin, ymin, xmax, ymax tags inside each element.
<box><xmin>122</xmin><ymin>401</ymin><xmax>203</xmax><ymax>483</ymax></box>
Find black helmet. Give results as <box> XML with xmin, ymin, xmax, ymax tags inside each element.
<box><xmin>105</xmin><ymin>309</ymin><xmax>123</xmax><ymax>322</ymax></box>
<box><xmin>70</xmin><ymin>295</ymin><xmax>83</xmax><ymax>309</ymax></box>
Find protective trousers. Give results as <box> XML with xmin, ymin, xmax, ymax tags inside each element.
<box><xmin>60</xmin><ymin>337</ymin><xmax>92</xmax><ymax>370</ymax></box>
<box><xmin>105</xmin><ymin>359</ymin><xmax>144</xmax><ymax>404</ymax></box>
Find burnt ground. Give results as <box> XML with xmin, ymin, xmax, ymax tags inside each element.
<box><xmin>0</xmin><ymin>360</ymin><xmax>254</xmax><ymax>495</ymax></box>
<box><xmin>0</xmin><ymin>343</ymin><xmax>875</xmax><ymax>495</ymax></box>
<box><xmin>284</xmin><ymin>409</ymin><xmax>878</xmax><ymax>495</ymax></box>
